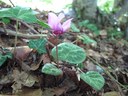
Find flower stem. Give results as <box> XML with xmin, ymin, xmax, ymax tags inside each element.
<box><xmin>14</xmin><ymin>20</ymin><xmax>19</xmax><ymax>53</ymax></box>
<box><xmin>56</xmin><ymin>36</ymin><xmax>59</xmax><ymax>67</ymax></box>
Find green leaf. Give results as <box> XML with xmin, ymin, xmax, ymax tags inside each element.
<box><xmin>3</xmin><ymin>50</ymin><xmax>13</xmax><ymax>59</ymax></box>
<box><xmin>51</xmin><ymin>42</ymin><xmax>86</xmax><ymax>64</ymax></box>
<box><xmin>80</xmin><ymin>71</ymin><xmax>105</xmax><ymax>90</ymax></box>
<box><xmin>37</xmin><ymin>19</ymin><xmax>50</xmax><ymax>28</ymax></box>
<box><xmin>86</xmin><ymin>24</ymin><xmax>99</xmax><ymax>35</ymax></box>
<box><xmin>71</xmin><ymin>23</ymin><xmax>80</xmax><ymax>32</ymax></box>
<box><xmin>28</xmin><ymin>38</ymin><xmax>47</xmax><ymax>54</ymax></box>
<box><xmin>0</xmin><ymin>54</ymin><xmax>7</xmax><ymax>67</ymax></box>
<box><xmin>41</xmin><ymin>63</ymin><xmax>63</xmax><ymax>76</ymax></box>
<box><xmin>1</xmin><ymin>17</ymin><xmax>10</xmax><ymax>24</ymax></box>
<box><xmin>0</xmin><ymin>50</ymin><xmax>12</xmax><ymax>67</ymax></box>
<box><xmin>0</xmin><ymin>6</ymin><xmax>37</xmax><ymax>23</ymax></box>
<box><xmin>78</xmin><ymin>20</ymin><xmax>89</xmax><ymax>27</ymax></box>
<box><xmin>78</xmin><ymin>20</ymin><xmax>99</xmax><ymax>35</ymax></box>
<box><xmin>78</xmin><ymin>34</ymin><xmax>97</xmax><ymax>45</ymax></box>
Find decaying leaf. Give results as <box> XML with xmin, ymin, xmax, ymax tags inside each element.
<box><xmin>30</xmin><ymin>54</ymin><xmax>50</xmax><ymax>71</ymax></box>
<box><xmin>42</xmin><ymin>88</ymin><xmax>56</xmax><ymax>96</ymax></box>
<box><xmin>7</xmin><ymin>46</ymin><xmax>32</xmax><ymax>61</ymax></box>
<box><xmin>15</xmin><ymin>46</ymin><xmax>32</xmax><ymax>61</ymax></box>
<box><xmin>87</xmin><ymin>49</ymin><xmax>101</xmax><ymax>58</ymax></box>
<box><xmin>12</xmin><ymin>69</ymin><xmax>38</xmax><ymax>93</ymax></box>
<box><xmin>100</xmin><ymin>30</ymin><xmax>107</xmax><ymax>39</ymax></box>
<box><xmin>0</xmin><ymin>74</ymin><xmax>13</xmax><ymax>85</ymax></box>
<box><xmin>103</xmin><ymin>91</ymin><xmax>121</xmax><ymax>96</ymax></box>
<box><xmin>19</xmin><ymin>88</ymin><xmax>42</xmax><ymax>96</ymax></box>
<box><xmin>42</xmin><ymin>54</ymin><xmax>51</xmax><ymax>64</ymax></box>
<box><xmin>21</xmin><ymin>54</ymin><xmax>46</xmax><ymax>71</ymax></box>
<box><xmin>85</xmin><ymin>61</ymin><xmax>97</xmax><ymax>71</ymax></box>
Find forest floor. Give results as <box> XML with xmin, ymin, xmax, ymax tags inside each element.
<box><xmin>0</xmin><ymin>2</ymin><xmax>128</xmax><ymax>96</ymax></box>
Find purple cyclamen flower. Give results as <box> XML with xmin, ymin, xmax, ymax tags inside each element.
<box><xmin>48</xmin><ymin>12</ymin><xmax>73</xmax><ymax>35</ymax></box>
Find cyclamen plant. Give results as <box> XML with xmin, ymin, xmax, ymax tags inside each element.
<box><xmin>42</xmin><ymin>12</ymin><xmax>105</xmax><ymax>91</ymax></box>
<box><xmin>0</xmin><ymin>6</ymin><xmax>105</xmax><ymax>91</ymax></box>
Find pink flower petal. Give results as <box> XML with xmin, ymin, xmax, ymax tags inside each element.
<box><xmin>53</xmin><ymin>23</ymin><xmax>63</xmax><ymax>35</ymax></box>
<box><xmin>58</xmin><ymin>13</ymin><xmax>65</xmax><ymax>22</ymax></box>
<box><xmin>48</xmin><ymin>12</ymin><xmax>73</xmax><ymax>35</ymax></box>
<box><xmin>62</xmin><ymin>18</ymin><xmax>73</xmax><ymax>32</ymax></box>
<box><xmin>48</xmin><ymin>13</ymin><xmax>59</xmax><ymax>30</ymax></box>
<box><xmin>57</xmin><ymin>23</ymin><xmax>63</xmax><ymax>31</ymax></box>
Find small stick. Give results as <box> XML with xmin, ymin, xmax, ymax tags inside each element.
<box><xmin>56</xmin><ymin>35</ymin><xmax>59</xmax><ymax>67</ymax></box>
<box><xmin>0</xmin><ymin>27</ymin><xmax>47</xmax><ymax>39</ymax></box>
<box><xmin>11</xmin><ymin>18</ymin><xmax>39</xmax><ymax>34</ymax></box>
<box><xmin>20</xmin><ymin>21</ymin><xmax>39</xmax><ymax>34</ymax></box>
<box><xmin>9</xmin><ymin>0</ymin><xmax>15</xmax><ymax>7</ymax></box>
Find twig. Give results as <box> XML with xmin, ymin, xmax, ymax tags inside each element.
<box><xmin>14</xmin><ymin>19</ymin><xmax>19</xmax><ymax>52</ymax></box>
<box><xmin>12</xmin><ymin>18</ymin><xmax>39</xmax><ymax>34</ymax></box>
<box><xmin>1</xmin><ymin>26</ymin><xmax>55</xmax><ymax>48</ymax></box>
<box><xmin>0</xmin><ymin>28</ymin><xmax>47</xmax><ymax>39</ymax></box>
<box><xmin>20</xmin><ymin>21</ymin><xmax>39</xmax><ymax>34</ymax></box>
<box><xmin>9</xmin><ymin>0</ymin><xmax>15</xmax><ymax>7</ymax></box>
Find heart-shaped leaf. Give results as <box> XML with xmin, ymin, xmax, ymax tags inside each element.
<box><xmin>41</xmin><ymin>63</ymin><xmax>63</xmax><ymax>76</ymax></box>
<box><xmin>37</xmin><ymin>19</ymin><xmax>50</xmax><ymax>28</ymax></box>
<box><xmin>78</xmin><ymin>34</ymin><xmax>97</xmax><ymax>45</ymax></box>
<box><xmin>28</xmin><ymin>38</ymin><xmax>47</xmax><ymax>54</ymax></box>
<box><xmin>0</xmin><ymin>6</ymin><xmax>37</xmax><ymax>23</ymax></box>
<box><xmin>0</xmin><ymin>54</ymin><xmax>7</xmax><ymax>67</ymax></box>
<box><xmin>51</xmin><ymin>42</ymin><xmax>86</xmax><ymax>64</ymax></box>
<box><xmin>71</xmin><ymin>23</ymin><xmax>80</xmax><ymax>33</ymax></box>
<box><xmin>80</xmin><ymin>71</ymin><xmax>105</xmax><ymax>90</ymax></box>
<box><xmin>0</xmin><ymin>50</ymin><xmax>12</xmax><ymax>67</ymax></box>
<box><xmin>1</xmin><ymin>17</ymin><xmax>10</xmax><ymax>24</ymax></box>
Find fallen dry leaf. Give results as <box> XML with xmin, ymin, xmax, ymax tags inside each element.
<box><xmin>29</xmin><ymin>54</ymin><xmax>48</xmax><ymax>71</ymax></box>
<box><xmin>42</xmin><ymin>54</ymin><xmax>51</xmax><ymax>64</ymax></box>
<box><xmin>42</xmin><ymin>88</ymin><xmax>55</xmax><ymax>96</ymax></box>
<box><xmin>0</xmin><ymin>73</ymin><xmax>14</xmax><ymax>85</ymax></box>
<box><xmin>53</xmin><ymin>87</ymin><xmax>67</xmax><ymax>96</ymax></box>
<box><xmin>12</xmin><ymin>69</ymin><xmax>38</xmax><ymax>93</ymax></box>
<box><xmin>87</xmin><ymin>49</ymin><xmax>101</xmax><ymax>58</ymax></box>
<box><xmin>103</xmin><ymin>91</ymin><xmax>121</xmax><ymax>96</ymax></box>
<box><xmin>85</xmin><ymin>61</ymin><xmax>97</xmax><ymax>71</ymax></box>
<box><xmin>7</xmin><ymin>46</ymin><xmax>32</xmax><ymax>61</ymax></box>
<box><xmin>15</xmin><ymin>46</ymin><xmax>32</xmax><ymax>61</ymax></box>
<box><xmin>19</xmin><ymin>88</ymin><xmax>42</xmax><ymax>96</ymax></box>
<box><xmin>21</xmin><ymin>54</ymin><xmax>45</xmax><ymax>71</ymax></box>
<box><xmin>100</xmin><ymin>30</ymin><xmax>107</xmax><ymax>39</ymax></box>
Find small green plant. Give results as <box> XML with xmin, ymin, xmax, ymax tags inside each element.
<box><xmin>107</xmin><ymin>28</ymin><xmax>124</xmax><ymax>39</ymax></box>
<box><xmin>78</xmin><ymin>34</ymin><xmax>97</xmax><ymax>45</ymax></box>
<box><xmin>71</xmin><ymin>23</ymin><xmax>80</xmax><ymax>33</ymax></box>
<box><xmin>78</xmin><ymin>20</ymin><xmax>100</xmax><ymax>35</ymax></box>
